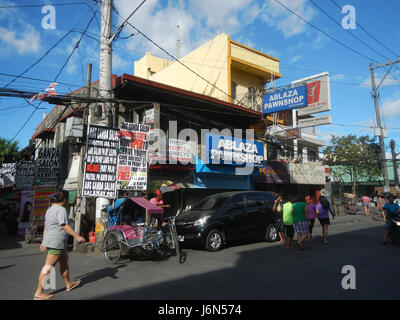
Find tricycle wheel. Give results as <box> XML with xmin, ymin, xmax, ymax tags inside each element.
<box><xmin>104</xmin><ymin>232</ymin><xmax>122</xmax><ymax>264</ymax></box>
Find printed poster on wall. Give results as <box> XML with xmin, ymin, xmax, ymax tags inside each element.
<box><xmin>15</xmin><ymin>160</ymin><xmax>35</xmax><ymax>190</ymax></box>
<box><xmin>36</xmin><ymin>148</ymin><xmax>59</xmax><ymax>186</ymax></box>
<box><xmin>117</xmin><ymin>122</ymin><xmax>150</xmax><ymax>191</ymax></box>
<box><xmin>32</xmin><ymin>186</ymin><xmax>56</xmax><ymax>226</ymax></box>
<box><xmin>82</xmin><ymin>125</ymin><xmax>119</xmax><ymax>199</ymax></box>
<box><xmin>17</xmin><ymin>190</ymin><xmax>34</xmax><ymax>237</ymax></box>
<box><xmin>0</xmin><ymin>163</ymin><xmax>16</xmax><ymax>187</ymax></box>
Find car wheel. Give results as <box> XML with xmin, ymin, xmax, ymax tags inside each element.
<box><xmin>205</xmin><ymin>229</ymin><xmax>224</xmax><ymax>252</ymax></box>
<box><xmin>265</xmin><ymin>224</ymin><xmax>278</xmax><ymax>242</ymax></box>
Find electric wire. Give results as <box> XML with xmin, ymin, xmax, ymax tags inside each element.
<box><xmin>272</xmin><ymin>0</ymin><xmax>378</xmax><ymax>63</ymax></box>
<box><xmin>10</xmin><ymin>9</ymin><xmax>99</xmax><ymax>144</ymax></box>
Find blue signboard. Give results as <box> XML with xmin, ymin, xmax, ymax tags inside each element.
<box><xmin>205</xmin><ymin>134</ymin><xmax>264</xmax><ymax>168</ymax></box>
<box><xmin>263</xmin><ymin>85</ymin><xmax>307</xmax><ymax>114</ymax></box>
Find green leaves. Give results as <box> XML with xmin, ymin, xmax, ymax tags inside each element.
<box><xmin>323</xmin><ymin>134</ymin><xmax>381</xmax><ymax>193</ymax></box>
<box><xmin>0</xmin><ymin>137</ymin><xmax>19</xmax><ymax>165</ymax></box>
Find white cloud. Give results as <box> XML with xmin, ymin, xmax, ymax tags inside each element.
<box><xmin>259</xmin><ymin>0</ymin><xmax>316</xmax><ymax>38</ymax></box>
<box><xmin>331</xmin><ymin>73</ymin><xmax>345</xmax><ymax>82</ymax></box>
<box><xmin>113</xmin><ymin>54</ymin><xmax>130</xmax><ymax>70</ymax></box>
<box><xmin>0</xmin><ymin>3</ymin><xmax>41</xmax><ymax>55</ymax></box>
<box><xmin>381</xmin><ymin>96</ymin><xmax>400</xmax><ymax>118</ymax></box>
<box><xmin>289</xmin><ymin>54</ymin><xmax>303</xmax><ymax>64</ymax></box>
<box><xmin>0</xmin><ymin>26</ymin><xmax>40</xmax><ymax>54</ymax></box>
<box><xmin>360</xmin><ymin>75</ymin><xmax>400</xmax><ymax>88</ymax></box>
<box><xmin>113</xmin><ymin>0</ymin><xmax>270</xmax><ymax>61</ymax></box>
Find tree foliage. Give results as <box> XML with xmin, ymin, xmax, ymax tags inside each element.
<box><xmin>323</xmin><ymin>134</ymin><xmax>381</xmax><ymax>194</ymax></box>
<box><xmin>0</xmin><ymin>137</ymin><xmax>19</xmax><ymax>164</ymax></box>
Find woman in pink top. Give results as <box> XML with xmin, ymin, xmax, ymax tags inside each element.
<box><xmin>361</xmin><ymin>195</ymin><xmax>371</xmax><ymax>216</ymax></box>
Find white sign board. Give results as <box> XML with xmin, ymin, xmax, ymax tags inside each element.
<box><xmin>289</xmin><ymin>163</ymin><xmax>327</xmax><ymax>185</ymax></box>
<box><xmin>295</xmin><ymin>73</ymin><xmax>331</xmax><ymax>116</ymax></box>
<box><xmin>297</xmin><ymin>115</ymin><xmax>332</xmax><ymax>128</ymax></box>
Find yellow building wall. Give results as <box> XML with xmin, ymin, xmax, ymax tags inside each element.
<box><xmin>148</xmin><ymin>33</ymin><xmax>230</xmax><ymax>102</ymax></box>
<box><xmin>132</xmin><ymin>34</ymin><xmax>281</xmax><ymax>106</ymax></box>
<box><xmin>134</xmin><ymin>52</ymin><xmax>173</xmax><ymax>79</ymax></box>
<box><xmin>230</xmin><ymin>41</ymin><xmax>280</xmax><ymax>75</ymax></box>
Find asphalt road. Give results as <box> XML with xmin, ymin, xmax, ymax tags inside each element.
<box><xmin>0</xmin><ymin>212</ymin><xmax>399</xmax><ymax>301</ymax></box>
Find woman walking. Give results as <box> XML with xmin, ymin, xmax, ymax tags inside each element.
<box><xmin>33</xmin><ymin>191</ymin><xmax>85</xmax><ymax>300</ymax></box>
<box><xmin>305</xmin><ymin>195</ymin><xmax>317</xmax><ymax>242</ymax></box>
<box><xmin>273</xmin><ymin>194</ymin><xmax>285</xmax><ymax>244</ymax></box>
<box><xmin>292</xmin><ymin>196</ymin><xmax>309</xmax><ymax>250</ymax></box>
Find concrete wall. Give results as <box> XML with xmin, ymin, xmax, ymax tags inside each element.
<box><xmin>143</xmin><ymin>33</ymin><xmax>230</xmax><ymax>102</ymax></box>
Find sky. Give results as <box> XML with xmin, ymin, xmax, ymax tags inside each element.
<box><xmin>0</xmin><ymin>0</ymin><xmax>399</xmax><ymax>157</ymax></box>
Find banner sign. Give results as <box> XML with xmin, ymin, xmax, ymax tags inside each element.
<box><xmin>263</xmin><ymin>85</ymin><xmax>307</xmax><ymax>114</ymax></box>
<box><xmin>0</xmin><ymin>163</ymin><xmax>16</xmax><ymax>187</ymax></box>
<box><xmin>82</xmin><ymin>125</ymin><xmax>119</xmax><ymax>199</ymax></box>
<box><xmin>117</xmin><ymin>122</ymin><xmax>150</xmax><ymax>191</ymax></box>
<box><xmin>17</xmin><ymin>190</ymin><xmax>34</xmax><ymax>237</ymax></box>
<box><xmin>255</xmin><ymin>161</ymin><xmax>290</xmax><ymax>184</ymax></box>
<box><xmin>33</xmin><ymin>186</ymin><xmax>56</xmax><ymax>226</ymax></box>
<box><xmin>298</xmin><ymin>74</ymin><xmax>331</xmax><ymax>116</ymax></box>
<box><xmin>297</xmin><ymin>115</ymin><xmax>332</xmax><ymax>128</ymax></box>
<box><xmin>168</xmin><ymin>139</ymin><xmax>192</xmax><ymax>163</ymax></box>
<box><xmin>36</xmin><ymin>148</ymin><xmax>59</xmax><ymax>187</ymax></box>
<box><xmin>284</xmin><ymin>128</ymin><xmax>301</xmax><ymax>140</ymax></box>
<box><xmin>15</xmin><ymin>160</ymin><xmax>35</xmax><ymax>190</ymax></box>
<box><xmin>289</xmin><ymin>163</ymin><xmax>327</xmax><ymax>185</ymax></box>
<box><xmin>205</xmin><ymin>134</ymin><xmax>264</xmax><ymax>167</ymax></box>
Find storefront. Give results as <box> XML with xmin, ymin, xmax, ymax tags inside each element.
<box><xmin>254</xmin><ymin>160</ymin><xmax>329</xmax><ymax>196</ymax></box>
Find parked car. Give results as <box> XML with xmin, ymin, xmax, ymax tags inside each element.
<box><xmin>175</xmin><ymin>191</ymin><xmax>278</xmax><ymax>251</ymax></box>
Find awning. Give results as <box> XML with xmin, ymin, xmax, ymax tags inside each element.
<box><xmin>129</xmin><ymin>197</ymin><xmax>163</xmax><ymax>215</ymax></box>
<box><xmin>0</xmin><ymin>191</ymin><xmax>21</xmax><ymax>200</ymax></box>
<box><xmin>107</xmin><ymin>197</ymin><xmax>163</xmax><ymax>215</ymax></box>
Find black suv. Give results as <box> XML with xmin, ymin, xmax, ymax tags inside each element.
<box><xmin>175</xmin><ymin>191</ymin><xmax>278</xmax><ymax>251</ymax></box>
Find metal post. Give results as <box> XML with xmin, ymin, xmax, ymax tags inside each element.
<box><xmin>370</xmin><ymin>63</ymin><xmax>390</xmax><ymax>193</ymax></box>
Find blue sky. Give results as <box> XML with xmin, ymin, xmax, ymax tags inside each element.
<box><xmin>0</xmin><ymin>0</ymin><xmax>399</xmax><ymax>156</ymax></box>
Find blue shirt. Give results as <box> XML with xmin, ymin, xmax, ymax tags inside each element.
<box><xmin>383</xmin><ymin>203</ymin><xmax>399</xmax><ymax>218</ymax></box>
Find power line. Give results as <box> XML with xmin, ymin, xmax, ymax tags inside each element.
<box><xmin>272</xmin><ymin>0</ymin><xmax>378</xmax><ymax>63</ymax></box>
<box><xmin>0</xmin><ymin>2</ymin><xmax>94</xmax><ymax>9</ymax></box>
<box><xmin>112</xmin><ymin>9</ymin><xmax>253</xmax><ymax>109</ymax></box>
<box><xmin>10</xmin><ymin>9</ymin><xmax>99</xmax><ymax>144</ymax></box>
<box><xmin>309</xmin><ymin>0</ymin><xmax>392</xmax><ymax>62</ymax></box>
<box><xmin>330</xmin><ymin>0</ymin><xmax>400</xmax><ymax>59</ymax></box>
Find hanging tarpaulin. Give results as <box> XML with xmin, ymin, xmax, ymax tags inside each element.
<box><xmin>117</xmin><ymin>122</ymin><xmax>150</xmax><ymax>191</ymax></box>
<box><xmin>35</xmin><ymin>148</ymin><xmax>59</xmax><ymax>187</ymax></box>
<box><xmin>82</xmin><ymin>125</ymin><xmax>119</xmax><ymax>199</ymax></box>
<box><xmin>33</xmin><ymin>186</ymin><xmax>56</xmax><ymax>226</ymax></box>
<box><xmin>15</xmin><ymin>160</ymin><xmax>35</xmax><ymax>190</ymax></box>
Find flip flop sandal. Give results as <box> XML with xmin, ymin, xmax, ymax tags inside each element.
<box><xmin>66</xmin><ymin>280</ymin><xmax>81</xmax><ymax>292</ymax></box>
<box><xmin>34</xmin><ymin>294</ymin><xmax>53</xmax><ymax>300</ymax></box>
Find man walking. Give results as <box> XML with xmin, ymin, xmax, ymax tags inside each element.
<box><xmin>282</xmin><ymin>196</ymin><xmax>294</xmax><ymax>249</ymax></box>
<box><xmin>382</xmin><ymin>195</ymin><xmax>399</xmax><ymax>245</ymax></box>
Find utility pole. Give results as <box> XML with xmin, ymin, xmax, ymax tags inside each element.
<box><xmin>74</xmin><ymin>63</ymin><xmax>92</xmax><ymax>252</ymax></box>
<box><xmin>390</xmin><ymin>139</ymin><xmax>399</xmax><ymax>196</ymax></box>
<box><xmin>95</xmin><ymin>0</ymin><xmax>113</xmax><ymax>250</ymax></box>
<box><xmin>370</xmin><ymin>63</ymin><xmax>390</xmax><ymax>193</ymax></box>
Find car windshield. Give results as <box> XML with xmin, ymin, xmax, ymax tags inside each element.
<box><xmin>191</xmin><ymin>196</ymin><xmax>230</xmax><ymax>211</ymax></box>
